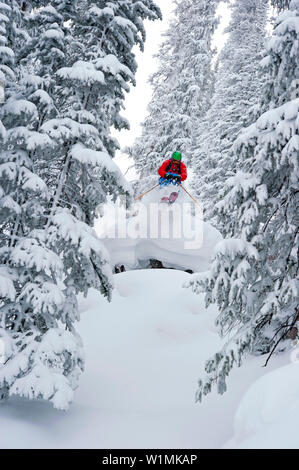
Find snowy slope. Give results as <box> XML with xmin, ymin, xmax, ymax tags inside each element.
<box><xmin>0</xmin><ymin>269</ymin><xmax>295</xmax><ymax>449</ymax></box>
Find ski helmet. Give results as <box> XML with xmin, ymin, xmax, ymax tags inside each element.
<box><xmin>172</xmin><ymin>151</ymin><xmax>182</xmax><ymax>161</ymax></box>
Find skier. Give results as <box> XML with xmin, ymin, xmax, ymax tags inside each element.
<box><xmin>158</xmin><ymin>152</ymin><xmax>187</xmax><ymax>204</ymax></box>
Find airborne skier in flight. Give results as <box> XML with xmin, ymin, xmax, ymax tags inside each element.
<box><xmin>135</xmin><ymin>151</ymin><xmax>200</xmax><ymax>206</ymax></box>
<box><xmin>158</xmin><ymin>152</ymin><xmax>187</xmax><ymax>204</ymax></box>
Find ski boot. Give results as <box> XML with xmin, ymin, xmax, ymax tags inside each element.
<box><xmin>168</xmin><ymin>192</ymin><xmax>179</xmax><ymax>204</ymax></box>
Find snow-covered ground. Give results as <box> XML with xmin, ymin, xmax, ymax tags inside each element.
<box><xmin>0</xmin><ymin>269</ymin><xmax>297</xmax><ymax>449</ymax></box>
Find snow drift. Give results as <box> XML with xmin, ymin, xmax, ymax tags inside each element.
<box><xmin>0</xmin><ymin>269</ymin><xmax>295</xmax><ymax>449</ymax></box>
<box><xmin>95</xmin><ymin>184</ymin><xmax>222</xmax><ymax>272</ymax></box>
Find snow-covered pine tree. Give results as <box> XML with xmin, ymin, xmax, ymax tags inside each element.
<box><xmin>61</xmin><ymin>0</ymin><xmax>161</xmax><ymax>161</ymax></box>
<box><xmin>22</xmin><ymin>1</ymin><xmax>117</xmax><ymax>303</ymax></box>
<box><xmin>271</xmin><ymin>0</ymin><xmax>291</xmax><ymax>9</ymax></box>
<box><xmin>129</xmin><ymin>0</ymin><xmax>220</xmax><ymax>194</ymax></box>
<box><xmin>191</xmin><ymin>0</ymin><xmax>269</xmax><ymax>226</ymax></box>
<box><xmin>0</xmin><ymin>0</ymin><xmax>161</xmax><ymax>409</ymax></box>
<box><xmin>40</xmin><ymin>0</ymin><xmax>161</xmax><ymax>305</ymax></box>
<box><xmin>187</xmin><ymin>0</ymin><xmax>299</xmax><ymax>400</ymax></box>
<box><xmin>0</xmin><ymin>1</ymin><xmax>87</xmax><ymax>409</ymax></box>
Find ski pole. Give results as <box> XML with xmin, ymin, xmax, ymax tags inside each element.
<box><xmin>135</xmin><ymin>183</ymin><xmax>160</xmax><ymax>201</ymax></box>
<box><xmin>178</xmin><ymin>182</ymin><xmax>202</xmax><ymax>208</ymax></box>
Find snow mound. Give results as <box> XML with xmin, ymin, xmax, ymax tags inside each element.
<box><xmin>96</xmin><ymin>184</ymin><xmax>222</xmax><ymax>272</ymax></box>
<box><xmin>227</xmin><ymin>362</ymin><xmax>299</xmax><ymax>449</ymax></box>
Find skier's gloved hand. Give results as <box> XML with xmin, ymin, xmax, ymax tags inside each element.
<box><xmin>164</xmin><ymin>173</ymin><xmax>172</xmax><ymax>180</ymax></box>
<box><xmin>174</xmin><ymin>175</ymin><xmax>181</xmax><ymax>183</ymax></box>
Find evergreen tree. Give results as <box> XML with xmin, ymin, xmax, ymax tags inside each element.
<box><xmin>192</xmin><ymin>0</ymin><xmax>269</xmax><ymax>226</ymax></box>
<box><xmin>129</xmin><ymin>0</ymin><xmax>220</xmax><ymax>194</ymax></box>
<box><xmin>188</xmin><ymin>0</ymin><xmax>299</xmax><ymax>401</ymax></box>
<box><xmin>0</xmin><ymin>1</ymin><xmax>86</xmax><ymax>409</ymax></box>
<box><xmin>271</xmin><ymin>0</ymin><xmax>291</xmax><ymax>9</ymax></box>
<box><xmin>0</xmin><ymin>0</ymin><xmax>161</xmax><ymax>409</ymax></box>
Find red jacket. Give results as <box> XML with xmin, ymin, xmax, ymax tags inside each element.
<box><xmin>158</xmin><ymin>159</ymin><xmax>187</xmax><ymax>181</ymax></box>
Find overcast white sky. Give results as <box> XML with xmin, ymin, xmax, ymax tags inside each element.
<box><xmin>113</xmin><ymin>0</ymin><xmax>231</xmax><ymax>175</ymax></box>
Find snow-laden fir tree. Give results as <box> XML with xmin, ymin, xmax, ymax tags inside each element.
<box><xmin>41</xmin><ymin>0</ymin><xmax>161</xmax><ymax>308</ymax></box>
<box><xmin>0</xmin><ymin>0</ymin><xmax>87</xmax><ymax>409</ymax></box>
<box><xmin>128</xmin><ymin>0</ymin><xmax>220</xmax><ymax>194</ymax></box>
<box><xmin>271</xmin><ymin>0</ymin><xmax>292</xmax><ymax>9</ymax></box>
<box><xmin>0</xmin><ymin>0</ymin><xmax>161</xmax><ymax>409</ymax></box>
<box><xmin>191</xmin><ymin>0</ymin><xmax>269</xmax><ymax>225</ymax></box>
<box><xmin>187</xmin><ymin>0</ymin><xmax>299</xmax><ymax>400</ymax></box>
<box><xmin>61</xmin><ymin>0</ymin><xmax>161</xmax><ymax>162</ymax></box>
